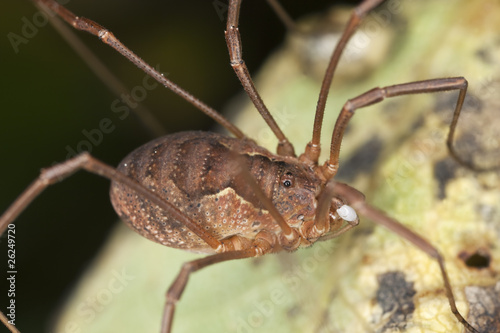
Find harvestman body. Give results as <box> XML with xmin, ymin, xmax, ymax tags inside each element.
<box><xmin>0</xmin><ymin>0</ymin><xmax>492</xmax><ymax>332</ymax></box>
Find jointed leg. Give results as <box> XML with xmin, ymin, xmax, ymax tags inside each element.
<box><xmin>0</xmin><ymin>153</ymin><xmax>224</xmax><ymax>249</ymax></box>
<box><xmin>234</xmin><ymin>160</ymin><xmax>300</xmax><ymax>250</ymax></box>
<box><xmin>265</xmin><ymin>0</ymin><xmax>297</xmax><ymax>32</ymax></box>
<box><xmin>161</xmin><ymin>236</ymin><xmax>274</xmax><ymax>333</ymax></box>
<box><xmin>32</xmin><ymin>1</ymin><xmax>167</xmax><ymax>138</ymax></box>
<box><xmin>0</xmin><ymin>154</ymin><xmax>229</xmax><ymax>333</ymax></box>
<box><xmin>0</xmin><ymin>151</ymin><xmax>293</xmax><ymax>333</ymax></box>
<box><xmin>322</xmin><ymin>77</ymin><xmax>469</xmax><ymax>179</ymax></box>
<box><xmin>333</xmin><ymin>183</ymin><xmax>480</xmax><ymax>333</ymax></box>
<box><xmin>225</xmin><ymin>0</ymin><xmax>295</xmax><ymax>157</ymax></box>
<box><xmin>32</xmin><ymin>0</ymin><xmax>244</xmax><ymax>139</ymax></box>
<box><xmin>302</xmin><ymin>0</ymin><xmax>386</xmax><ymax>164</ymax></box>
<box><xmin>0</xmin><ymin>312</ymin><xmax>19</xmax><ymax>333</ymax></box>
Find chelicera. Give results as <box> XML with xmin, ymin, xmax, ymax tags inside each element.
<box><xmin>0</xmin><ymin>0</ymin><xmax>492</xmax><ymax>332</ymax></box>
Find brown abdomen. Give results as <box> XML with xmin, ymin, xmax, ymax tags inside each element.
<box><xmin>109</xmin><ymin>131</ymin><xmax>282</xmax><ymax>253</ymax></box>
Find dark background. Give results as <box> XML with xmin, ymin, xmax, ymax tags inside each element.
<box><xmin>0</xmin><ymin>1</ymin><xmax>359</xmax><ymax>332</ymax></box>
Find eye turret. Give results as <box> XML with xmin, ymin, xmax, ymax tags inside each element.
<box><xmin>281</xmin><ymin>171</ymin><xmax>294</xmax><ymax>188</ymax></box>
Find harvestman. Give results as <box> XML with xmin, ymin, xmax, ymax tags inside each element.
<box><xmin>0</xmin><ymin>0</ymin><xmax>490</xmax><ymax>332</ymax></box>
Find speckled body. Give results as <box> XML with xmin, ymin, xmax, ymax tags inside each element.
<box><xmin>110</xmin><ymin>131</ymin><xmax>322</xmax><ymax>253</ymax></box>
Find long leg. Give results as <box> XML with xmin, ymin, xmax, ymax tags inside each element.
<box><xmin>0</xmin><ymin>153</ymin><xmax>224</xmax><ymax>248</ymax></box>
<box><xmin>301</xmin><ymin>0</ymin><xmax>385</xmax><ymax>164</ymax></box>
<box><xmin>0</xmin><ymin>153</ymin><xmax>289</xmax><ymax>333</ymax></box>
<box><xmin>225</xmin><ymin>0</ymin><xmax>295</xmax><ymax>157</ymax></box>
<box><xmin>0</xmin><ymin>153</ymin><xmax>233</xmax><ymax>332</ymax></box>
<box><xmin>32</xmin><ymin>0</ymin><xmax>244</xmax><ymax>139</ymax></box>
<box><xmin>333</xmin><ymin>183</ymin><xmax>480</xmax><ymax>333</ymax></box>
<box><xmin>322</xmin><ymin>77</ymin><xmax>470</xmax><ymax>179</ymax></box>
<box><xmin>265</xmin><ymin>0</ymin><xmax>297</xmax><ymax>32</ymax></box>
<box><xmin>0</xmin><ymin>312</ymin><xmax>19</xmax><ymax>333</ymax></box>
<box><xmin>161</xmin><ymin>236</ymin><xmax>273</xmax><ymax>333</ymax></box>
<box><xmin>34</xmin><ymin>1</ymin><xmax>166</xmax><ymax>138</ymax></box>
<box><xmin>159</xmin><ymin>149</ymin><xmax>301</xmax><ymax>332</ymax></box>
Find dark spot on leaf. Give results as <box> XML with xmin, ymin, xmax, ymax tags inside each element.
<box><xmin>433</xmin><ymin>90</ymin><xmax>500</xmax><ymax>169</ymax></box>
<box><xmin>434</xmin><ymin>92</ymin><xmax>483</xmax><ymax>121</ymax></box>
<box><xmin>475</xmin><ymin>47</ymin><xmax>496</xmax><ymax>65</ymax></box>
<box><xmin>410</xmin><ymin>115</ymin><xmax>425</xmax><ymax>131</ymax></box>
<box><xmin>376</xmin><ymin>271</ymin><xmax>416</xmax><ymax>332</ymax></box>
<box><xmin>287</xmin><ymin>305</ymin><xmax>301</xmax><ymax>318</ymax></box>
<box><xmin>459</xmin><ymin>249</ymin><xmax>491</xmax><ymax>269</ymax></box>
<box><xmin>433</xmin><ymin>158</ymin><xmax>457</xmax><ymax>199</ymax></box>
<box><xmin>337</xmin><ymin>136</ymin><xmax>383</xmax><ymax>182</ymax></box>
<box><xmin>252</xmin><ymin>256</ymin><xmax>264</xmax><ymax>267</ymax></box>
